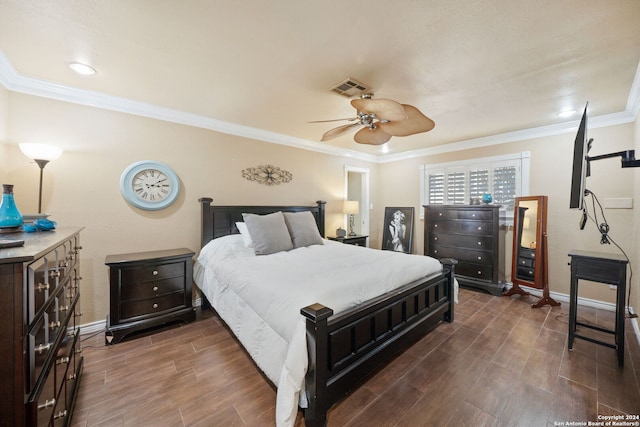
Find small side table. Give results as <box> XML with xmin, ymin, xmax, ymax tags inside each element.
<box><xmin>568</xmin><ymin>250</ymin><xmax>628</xmax><ymax>366</ymax></box>
<box><xmin>327</xmin><ymin>235</ymin><xmax>368</xmax><ymax>247</ymax></box>
<box><xmin>105</xmin><ymin>248</ymin><xmax>196</xmax><ymax>344</ymax></box>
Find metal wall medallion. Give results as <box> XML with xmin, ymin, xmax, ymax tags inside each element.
<box><xmin>242</xmin><ymin>165</ymin><xmax>292</xmax><ymax>186</ymax></box>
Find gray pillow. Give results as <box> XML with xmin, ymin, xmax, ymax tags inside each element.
<box><xmin>283</xmin><ymin>211</ymin><xmax>324</xmax><ymax>248</ymax></box>
<box><xmin>242</xmin><ymin>212</ymin><xmax>293</xmax><ymax>255</ymax></box>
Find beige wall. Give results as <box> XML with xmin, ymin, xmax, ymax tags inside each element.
<box><xmin>3</xmin><ymin>92</ymin><xmax>378</xmax><ymax>324</ymax></box>
<box><xmin>633</xmin><ymin>111</ymin><xmax>640</xmax><ymax>313</ymax></box>
<box><xmin>379</xmin><ymin>122</ymin><xmax>638</xmax><ymax>307</ymax></box>
<box><xmin>3</xmin><ymin>87</ymin><xmax>639</xmax><ymax>323</ymax></box>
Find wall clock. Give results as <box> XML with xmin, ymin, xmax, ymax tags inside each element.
<box><xmin>120</xmin><ymin>160</ymin><xmax>181</xmax><ymax>210</ymax></box>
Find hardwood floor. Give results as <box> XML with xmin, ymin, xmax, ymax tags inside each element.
<box><xmin>72</xmin><ymin>289</ymin><xmax>640</xmax><ymax>426</ymax></box>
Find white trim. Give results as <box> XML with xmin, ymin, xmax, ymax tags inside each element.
<box><xmin>1</xmin><ymin>50</ymin><xmax>638</xmax><ymax>164</ymax></box>
<box><xmin>79</xmin><ymin>318</ymin><xmax>107</xmax><ymax>336</ymax></box>
<box><xmin>344</xmin><ymin>165</ymin><xmax>371</xmax><ymax>240</ymax></box>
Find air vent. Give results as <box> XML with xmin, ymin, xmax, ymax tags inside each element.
<box><xmin>329</xmin><ymin>77</ymin><xmax>370</xmax><ymax>98</ymax></box>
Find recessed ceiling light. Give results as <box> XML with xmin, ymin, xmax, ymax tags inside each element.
<box><xmin>557</xmin><ymin>109</ymin><xmax>577</xmax><ymax>118</ymax></box>
<box><xmin>69</xmin><ymin>62</ymin><xmax>96</xmax><ymax>76</ymax></box>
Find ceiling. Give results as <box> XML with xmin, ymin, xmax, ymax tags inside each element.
<box><xmin>1</xmin><ymin>0</ymin><xmax>640</xmax><ymax>161</ymax></box>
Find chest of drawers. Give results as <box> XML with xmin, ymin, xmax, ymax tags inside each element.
<box><xmin>424</xmin><ymin>205</ymin><xmax>504</xmax><ymax>295</ymax></box>
<box><xmin>105</xmin><ymin>248</ymin><xmax>196</xmax><ymax>344</ymax></box>
<box><xmin>0</xmin><ymin>227</ymin><xmax>84</xmax><ymax>427</ymax></box>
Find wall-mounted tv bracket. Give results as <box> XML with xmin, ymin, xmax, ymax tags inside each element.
<box><xmin>586</xmin><ymin>144</ymin><xmax>640</xmax><ymax>177</ymax></box>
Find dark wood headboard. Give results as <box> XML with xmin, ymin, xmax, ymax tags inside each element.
<box><xmin>198</xmin><ymin>197</ymin><xmax>327</xmax><ymax>248</ymax></box>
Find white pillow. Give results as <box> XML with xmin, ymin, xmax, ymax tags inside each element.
<box><xmin>283</xmin><ymin>211</ymin><xmax>324</xmax><ymax>248</ymax></box>
<box><xmin>235</xmin><ymin>222</ymin><xmax>254</xmax><ymax>248</ymax></box>
<box><xmin>242</xmin><ymin>211</ymin><xmax>293</xmax><ymax>255</ymax></box>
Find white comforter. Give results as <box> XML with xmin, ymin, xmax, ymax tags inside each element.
<box><xmin>193</xmin><ymin>235</ymin><xmax>454</xmax><ymax>427</ymax></box>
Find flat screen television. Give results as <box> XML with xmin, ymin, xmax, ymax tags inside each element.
<box><xmin>569</xmin><ymin>104</ymin><xmax>589</xmax><ymax>210</ymax></box>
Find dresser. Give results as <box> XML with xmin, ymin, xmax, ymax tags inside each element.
<box><xmin>105</xmin><ymin>248</ymin><xmax>196</xmax><ymax>344</ymax></box>
<box><xmin>0</xmin><ymin>227</ymin><xmax>84</xmax><ymax>427</ymax></box>
<box><xmin>424</xmin><ymin>205</ymin><xmax>503</xmax><ymax>295</ymax></box>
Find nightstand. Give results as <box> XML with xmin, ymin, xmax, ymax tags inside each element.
<box><xmin>105</xmin><ymin>248</ymin><xmax>196</xmax><ymax>344</ymax></box>
<box><xmin>328</xmin><ymin>235</ymin><xmax>368</xmax><ymax>247</ymax></box>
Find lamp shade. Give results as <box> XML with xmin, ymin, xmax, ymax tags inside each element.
<box><xmin>343</xmin><ymin>200</ymin><xmax>359</xmax><ymax>215</ymax></box>
<box><xmin>19</xmin><ymin>143</ymin><xmax>63</xmax><ymax>161</ymax></box>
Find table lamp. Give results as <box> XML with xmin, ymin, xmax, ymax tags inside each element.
<box><xmin>343</xmin><ymin>200</ymin><xmax>359</xmax><ymax>236</ymax></box>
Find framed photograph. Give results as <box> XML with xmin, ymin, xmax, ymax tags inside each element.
<box><xmin>381</xmin><ymin>207</ymin><xmax>414</xmax><ymax>254</ymax></box>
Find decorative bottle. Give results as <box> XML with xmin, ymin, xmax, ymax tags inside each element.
<box><xmin>0</xmin><ymin>184</ymin><xmax>24</xmax><ymax>228</ymax></box>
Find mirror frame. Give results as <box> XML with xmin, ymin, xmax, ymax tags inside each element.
<box><xmin>511</xmin><ymin>195</ymin><xmax>547</xmax><ymax>290</ymax></box>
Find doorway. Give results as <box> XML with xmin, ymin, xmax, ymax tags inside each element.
<box><xmin>344</xmin><ymin>165</ymin><xmax>370</xmax><ymax>243</ymax></box>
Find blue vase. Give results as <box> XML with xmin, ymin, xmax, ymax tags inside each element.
<box><xmin>482</xmin><ymin>193</ymin><xmax>493</xmax><ymax>204</ymax></box>
<box><xmin>0</xmin><ymin>184</ymin><xmax>24</xmax><ymax>228</ymax></box>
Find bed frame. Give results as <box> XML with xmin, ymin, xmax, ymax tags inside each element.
<box><xmin>198</xmin><ymin>197</ymin><xmax>456</xmax><ymax>426</ymax></box>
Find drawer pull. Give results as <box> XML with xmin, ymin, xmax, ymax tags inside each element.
<box><xmin>75</xmin><ymin>311</ymin><xmax>84</xmax><ymax>317</ymax></box>
<box><xmin>434</xmin><ymin>224</ymin><xmax>438</xmax><ymax>228</ymax></box>
<box><xmin>54</xmin><ymin>409</ymin><xmax>68</xmax><ymax>420</ymax></box>
<box><xmin>152</xmin><ymin>270</ymin><xmax>159</xmax><ymax>276</ymax></box>
<box><xmin>153</xmin><ymin>303</ymin><xmax>159</xmax><ymax>309</ymax></box>
<box><xmin>477</xmin><ymin>271</ymin><xmax>482</xmax><ymax>275</ymax></box>
<box><xmin>68</xmin><ymin>373</ymin><xmax>77</xmax><ymax>381</ymax></box>
<box><xmin>472</xmin><ymin>213</ymin><xmax>476</xmax><ymax>217</ymax></box>
<box><xmin>49</xmin><ymin>321</ymin><xmax>61</xmax><ymax>330</ymax></box>
<box><xmin>56</xmin><ymin>356</ymin><xmax>70</xmax><ymax>365</ymax></box>
<box><xmin>36</xmin><ymin>283</ymin><xmax>49</xmax><ymax>292</ymax></box>
<box><xmin>59</xmin><ymin>261</ymin><xmax>69</xmax><ymax>268</ymax></box>
<box><xmin>478</xmin><ymin>256</ymin><xmax>482</xmax><ymax>260</ymax></box>
<box><xmin>76</xmin><ymin>347</ymin><xmax>83</xmax><ymax>354</ymax></box>
<box><xmin>152</xmin><ymin>286</ymin><xmax>159</xmax><ymax>292</ymax></box>
<box><xmin>434</xmin><ymin>237</ymin><xmax>438</xmax><ymax>241</ymax></box>
<box><xmin>67</xmin><ymin>330</ymin><xmax>76</xmax><ymax>337</ymax></box>
<box><xmin>438</xmin><ymin>212</ymin><xmax>442</xmax><ymax>216</ymax></box>
<box><xmin>35</xmin><ymin>343</ymin><xmax>51</xmax><ymax>354</ymax></box>
<box><xmin>477</xmin><ymin>242</ymin><xmax>482</xmax><ymax>245</ymax></box>
<box><xmin>59</xmin><ymin>305</ymin><xmax>69</xmax><ymax>312</ymax></box>
<box><xmin>434</xmin><ymin>250</ymin><xmax>438</xmax><ymax>254</ymax></box>
<box><xmin>477</xmin><ymin>226</ymin><xmax>482</xmax><ymax>231</ymax></box>
<box><xmin>50</xmin><ymin>270</ymin><xmax>61</xmax><ymax>278</ymax></box>
<box><xmin>38</xmin><ymin>398</ymin><xmax>56</xmax><ymax>410</ymax></box>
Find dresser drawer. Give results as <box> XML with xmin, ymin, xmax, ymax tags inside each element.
<box><xmin>26</xmin><ymin>365</ymin><xmax>57</xmax><ymax>427</ymax></box>
<box><xmin>428</xmin><ymin>233</ymin><xmax>494</xmax><ymax>250</ymax></box>
<box><xmin>120</xmin><ymin>291</ymin><xmax>186</xmax><ymax>320</ymax></box>
<box><xmin>428</xmin><ymin>208</ymin><xmax>494</xmax><ymax>221</ymax></box>
<box><xmin>517</xmin><ymin>265</ymin><xmax>535</xmax><ymax>279</ymax></box>
<box><xmin>120</xmin><ymin>275</ymin><xmax>186</xmax><ymax>301</ymax></box>
<box><xmin>518</xmin><ymin>257</ymin><xmax>535</xmax><ymax>268</ymax></box>
<box><xmin>429</xmin><ymin>220</ymin><xmax>494</xmax><ymax>236</ymax></box>
<box><xmin>120</xmin><ymin>261</ymin><xmax>185</xmax><ymax>283</ymax></box>
<box><xmin>427</xmin><ymin>245</ymin><xmax>494</xmax><ymax>265</ymax></box>
<box><xmin>456</xmin><ymin>262</ymin><xmax>494</xmax><ymax>281</ymax></box>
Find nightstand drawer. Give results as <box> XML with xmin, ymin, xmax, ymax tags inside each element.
<box><xmin>120</xmin><ymin>292</ymin><xmax>186</xmax><ymax>320</ymax></box>
<box><xmin>120</xmin><ymin>261</ymin><xmax>185</xmax><ymax>283</ymax></box>
<box><xmin>120</xmin><ymin>275</ymin><xmax>186</xmax><ymax>301</ymax></box>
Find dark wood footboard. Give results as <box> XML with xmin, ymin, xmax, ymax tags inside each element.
<box><xmin>300</xmin><ymin>259</ymin><xmax>457</xmax><ymax>427</ymax></box>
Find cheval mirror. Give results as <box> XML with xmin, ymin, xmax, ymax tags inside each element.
<box><xmin>503</xmin><ymin>195</ymin><xmax>560</xmax><ymax>308</ymax></box>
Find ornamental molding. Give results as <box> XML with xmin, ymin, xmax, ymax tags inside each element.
<box><xmin>242</xmin><ymin>164</ymin><xmax>292</xmax><ymax>186</ymax></box>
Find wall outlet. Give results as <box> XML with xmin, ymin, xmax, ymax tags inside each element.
<box><xmin>604</xmin><ymin>198</ymin><xmax>633</xmax><ymax>209</ymax></box>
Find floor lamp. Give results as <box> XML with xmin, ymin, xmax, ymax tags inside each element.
<box><xmin>19</xmin><ymin>143</ymin><xmax>64</xmax><ymax>214</ymax></box>
<box><xmin>343</xmin><ymin>200</ymin><xmax>359</xmax><ymax>236</ymax></box>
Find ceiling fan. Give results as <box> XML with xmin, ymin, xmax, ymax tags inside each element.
<box><xmin>311</xmin><ymin>93</ymin><xmax>435</xmax><ymax>145</ymax></box>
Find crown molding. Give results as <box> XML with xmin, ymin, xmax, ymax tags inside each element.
<box><xmin>1</xmin><ymin>51</ymin><xmax>638</xmax><ymax>165</ymax></box>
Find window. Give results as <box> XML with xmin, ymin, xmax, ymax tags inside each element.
<box><xmin>419</xmin><ymin>152</ymin><xmax>530</xmax><ymax>224</ymax></box>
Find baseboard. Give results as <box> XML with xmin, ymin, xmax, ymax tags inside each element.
<box><xmin>81</xmin><ymin>290</ymin><xmax>640</xmax><ymax>347</ymax></box>
<box><xmin>504</xmin><ymin>283</ymin><xmax>640</xmax><ymax>347</ymax></box>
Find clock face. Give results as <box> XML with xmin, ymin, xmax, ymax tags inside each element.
<box><xmin>133</xmin><ymin>169</ymin><xmax>171</xmax><ymax>202</ymax></box>
<box><xmin>120</xmin><ymin>161</ymin><xmax>180</xmax><ymax>210</ymax></box>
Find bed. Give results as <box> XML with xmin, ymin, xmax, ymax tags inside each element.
<box><xmin>193</xmin><ymin>197</ymin><xmax>457</xmax><ymax>427</ymax></box>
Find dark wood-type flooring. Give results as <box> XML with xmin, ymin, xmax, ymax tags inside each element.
<box><xmin>72</xmin><ymin>289</ymin><xmax>640</xmax><ymax>426</ymax></box>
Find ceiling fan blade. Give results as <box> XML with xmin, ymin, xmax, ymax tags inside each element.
<box><xmin>378</xmin><ymin>104</ymin><xmax>435</xmax><ymax>136</ymax></box>
<box><xmin>351</xmin><ymin>98</ymin><xmax>407</xmax><ymax>121</ymax></box>
<box><xmin>354</xmin><ymin>126</ymin><xmax>392</xmax><ymax>145</ymax></box>
<box><xmin>309</xmin><ymin>117</ymin><xmax>359</xmax><ymax>123</ymax></box>
<box><xmin>321</xmin><ymin>123</ymin><xmax>361</xmax><ymax>141</ymax></box>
